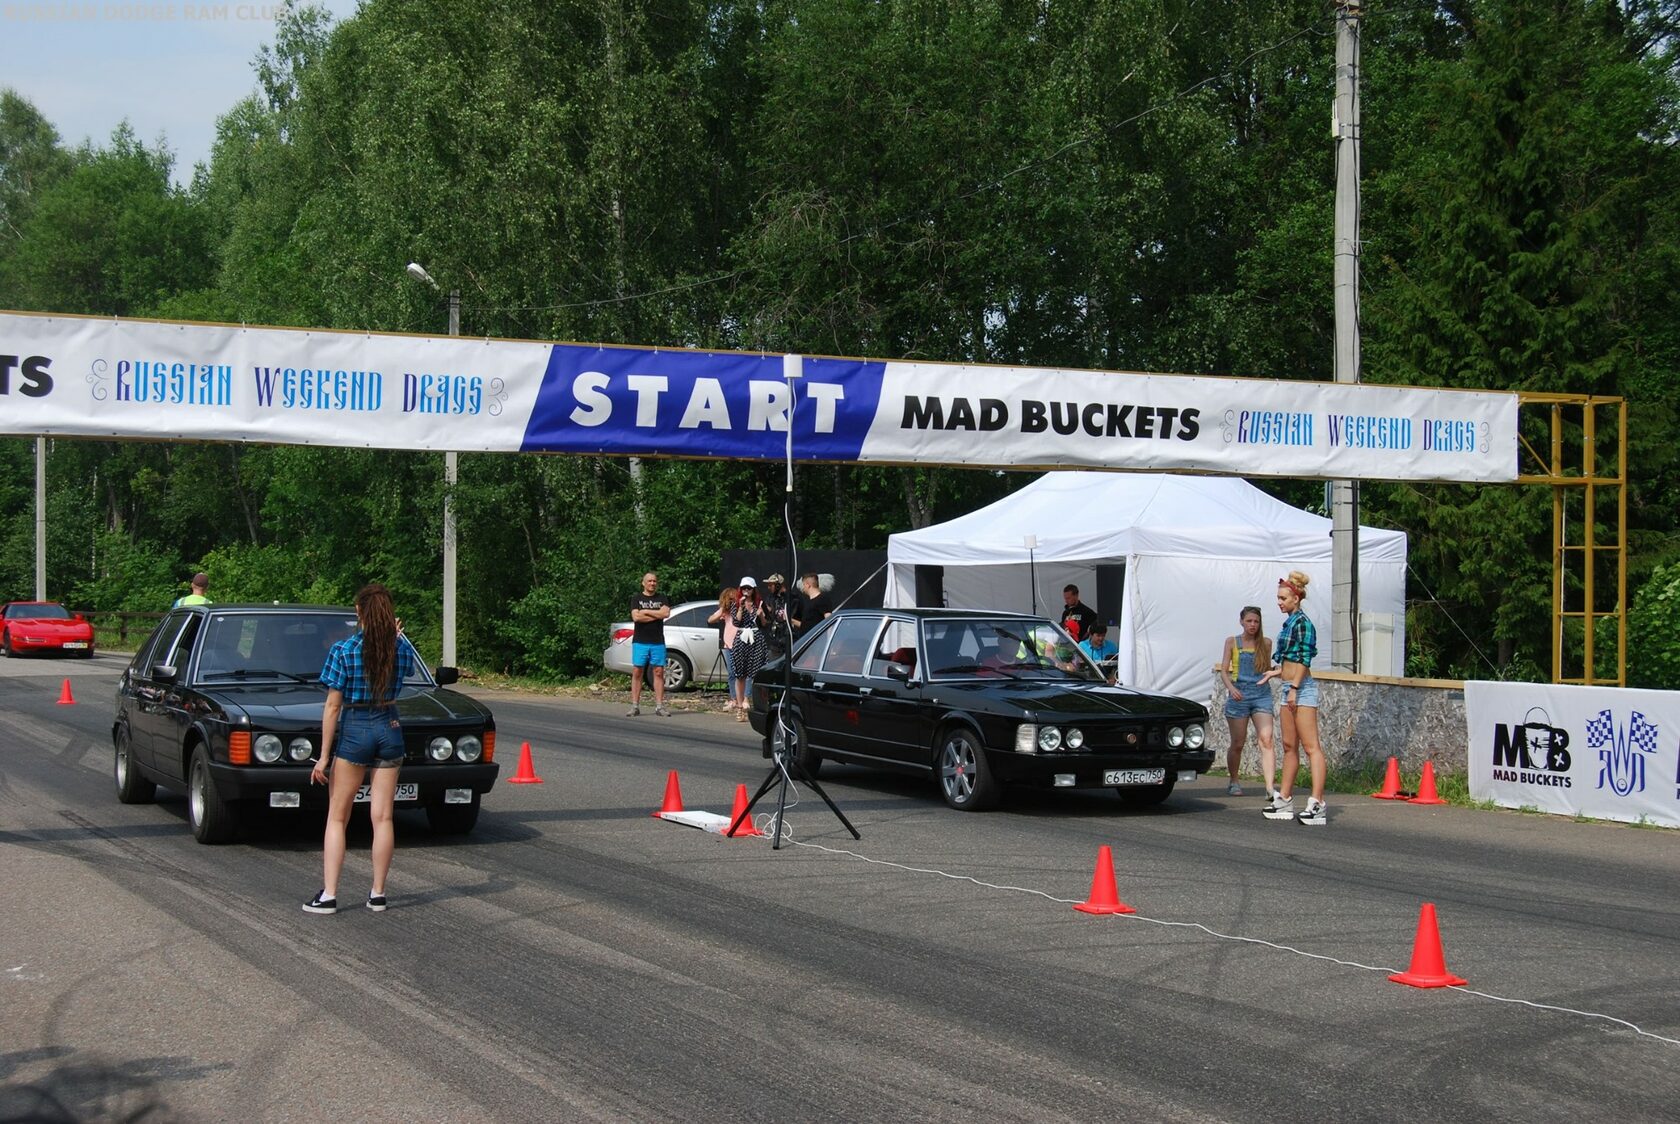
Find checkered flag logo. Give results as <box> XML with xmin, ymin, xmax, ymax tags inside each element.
<box><xmin>1586</xmin><ymin>709</ymin><xmax>1614</xmax><ymax>747</ymax></box>
<box><xmin>1592</xmin><ymin>709</ymin><xmax>1657</xmax><ymax>797</ymax></box>
<box><xmin>1628</xmin><ymin>711</ymin><xmax>1659</xmax><ymax>754</ymax></box>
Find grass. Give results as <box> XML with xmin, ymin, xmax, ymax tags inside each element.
<box><xmin>1222</xmin><ymin>756</ymin><xmax>1482</xmax><ymax>807</ymax></box>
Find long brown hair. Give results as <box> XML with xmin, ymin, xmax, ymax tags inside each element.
<box><xmin>1240</xmin><ymin>606</ymin><xmax>1272</xmax><ymax>668</ymax></box>
<box><xmin>356</xmin><ymin>583</ymin><xmax>399</xmax><ymax>705</ymax></box>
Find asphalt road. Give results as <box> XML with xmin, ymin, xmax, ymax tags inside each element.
<box><xmin>3</xmin><ymin>653</ymin><xmax>1678</xmax><ymax>1123</ymax></box>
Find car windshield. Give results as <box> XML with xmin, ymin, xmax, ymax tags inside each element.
<box><xmin>10</xmin><ymin>603</ymin><xmax>70</xmax><ymax>619</ymax></box>
<box><xmin>921</xmin><ymin>618</ymin><xmax>1105</xmax><ymax>682</ymax></box>
<box><xmin>194</xmin><ymin>612</ymin><xmax>430</xmax><ymax>685</ymax></box>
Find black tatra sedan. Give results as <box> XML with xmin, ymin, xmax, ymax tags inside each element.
<box><xmin>112</xmin><ymin>604</ymin><xmax>498</xmax><ymax>842</ymax></box>
<box><xmin>748</xmin><ymin>608</ymin><xmax>1211</xmax><ymax>810</ymax></box>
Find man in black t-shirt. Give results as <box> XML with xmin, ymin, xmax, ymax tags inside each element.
<box><xmin>798</xmin><ymin>573</ymin><xmax>833</xmax><ymax>631</ymax></box>
<box><xmin>628</xmin><ymin>571</ymin><xmax>672</xmax><ymax>717</ymax></box>
<box><xmin>1060</xmin><ymin>584</ymin><xmax>1097</xmax><ymax>642</ymax></box>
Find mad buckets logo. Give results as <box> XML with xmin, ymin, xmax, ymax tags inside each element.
<box><xmin>1586</xmin><ymin>709</ymin><xmax>1659</xmax><ymax>797</ymax></box>
<box><xmin>1490</xmin><ymin>706</ymin><xmax>1573</xmax><ymax>787</ymax></box>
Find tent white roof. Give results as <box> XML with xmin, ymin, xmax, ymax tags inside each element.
<box><xmin>886</xmin><ymin>473</ymin><xmax>1408</xmax><ymax>699</ymax></box>
<box><xmin>887</xmin><ymin>472</ymin><xmax>1406</xmax><ymax>567</ymax></box>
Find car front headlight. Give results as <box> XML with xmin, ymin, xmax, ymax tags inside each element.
<box><xmin>254</xmin><ymin>734</ymin><xmax>283</xmax><ymax>764</ymax></box>
<box><xmin>1065</xmin><ymin>727</ymin><xmax>1085</xmax><ymax>750</ymax></box>
<box><xmin>1185</xmin><ymin>723</ymin><xmax>1206</xmax><ymax>749</ymax></box>
<box><xmin>288</xmin><ymin>737</ymin><xmax>313</xmax><ymax>762</ymax></box>
<box><xmin>1167</xmin><ymin>726</ymin><xmax>1185</xmax><ymax>748</ymax></box>
<box><xmin>1037</xmin><ymin>726</ymin><xmax>1063</xmax><ymax>752</ymax></box>
<box><xmin>456</xmin><ymin>734</ymin><xmax>483</xmax><ymax>763</ymax></box>
<box><xmin>428</xmin><ymin>737</ymin><xmax>454</xmax><ymax>762</ymax></box>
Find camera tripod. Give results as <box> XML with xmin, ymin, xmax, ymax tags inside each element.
<box><xmin>699</xmin><ymin>647</ymin><xmax>730</xmax><ymax>698</ymax></box>
<box><xmin>725</xmin><ymin>701</ymin><xmax>860</xmax><ymax>850</ymax></box>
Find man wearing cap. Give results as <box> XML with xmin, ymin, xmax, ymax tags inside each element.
<box><xmin>762</xmin><ymin>573</ymin><xmax>797</xmax><ymax>649</ymax></box>
<box><xmin>173</xmin><ymin>572</ymin><xmax>212</xmax><ymax>608</ymax></box>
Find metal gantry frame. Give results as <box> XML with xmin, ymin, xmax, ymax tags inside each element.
<box><xmin>1516</xmin><ymin>393</ymin><xmax>1627</xmax><ymax>687</ymax></box>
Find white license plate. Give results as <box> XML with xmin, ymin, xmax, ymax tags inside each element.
<box><xmin>355</xmin><ymin>783</ymin><xmax>419</xmax><ymax>803</ymax></box>
<box><xmin>1105</xmin><ymin>768</ymin><xmax>1166</xmax><ymax>786</ymax></box>
<box><xmin>62</xmin><ymin>641</ymin><xmax>88</xmax><ymax>649</ymax></box>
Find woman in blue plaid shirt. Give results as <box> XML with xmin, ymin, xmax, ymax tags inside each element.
<box><xmin>304</xmin><ymin>583</ymin><xmax>416</xmax><ymax>914</ymax></box>
<box><xmin>1258</xmin><ymin>571</ymin><xmax>1326</xmax><ymax>826</ymax></box>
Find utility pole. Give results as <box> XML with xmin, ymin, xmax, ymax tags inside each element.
<box><xmin>443</xmin><ymin>288</ymin><xmax>460</xmax><ymax>668</ymax></box>
<box><xmin>35</xmin><ymin>438</ymin><xmax>45</xmax><ymax>600</ymax></box>
<box><xmin>1331</xmin><ymin>0</ymin><xmax>1362</xmax><ymax>671</ymax></box>
<box><xmin>405</xmin><ymin>261</ymin><xmax>460</xmax><ymax>668</ymax></box>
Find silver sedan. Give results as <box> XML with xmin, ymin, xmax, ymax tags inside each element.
<box><xmin>602</xmin><ymin>600</ymin><xmax>729</xmax><ymax>692</ymax></box>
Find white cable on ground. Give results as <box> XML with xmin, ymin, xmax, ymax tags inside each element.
<box><xmin>773</xmin><ymin>835</ymin><xmax>1680</xmax><ymax>1048</ymax></box>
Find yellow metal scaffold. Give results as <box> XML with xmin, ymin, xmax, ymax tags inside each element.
<box><xmin>1516</xmin><ymin>393</ymin><xmax>1627</xmax><ymax>687</ymax></box>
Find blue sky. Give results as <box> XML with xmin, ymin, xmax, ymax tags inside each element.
<box><xmin>2</xmin><ymin>1</ymin><xmax>361</xmax><ymax>185</ymax></box>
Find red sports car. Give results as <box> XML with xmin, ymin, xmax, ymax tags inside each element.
<box><xmin>1</xmin><ymin>601</ymin><xmax>96</xmax><ymax>657</ymax></box>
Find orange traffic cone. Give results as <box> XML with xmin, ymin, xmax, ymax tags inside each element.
<box><xmin>723</xmin><ymin>783</ymin><xmax>765</xmax><ymax>838</ymax></box>
<box><xmin>56</xmin><ymin>678</ymin><xmax>75</xmax><ymax>706</ymax></box>
<box><xmin>506</xmin><ymin>741</ymin><xmax>543</xmax><ymax>784</ymax></box>
<box><xmin>1073</xmin><ymin>845</ymin><xmax>1137</xmax><ymax>915</ymax></box>
<box><xmin>1371</xmin><ymin>756</ymin><xmax>1407</xmax><ymax>800</ymax></box>
<box><xmin>1388</xmin><ymin>903</ymin><xmax>1467</xmax><ymax>988</ymax></box>
<box><xmin>1408</xmin><ymin>760</ymin><xmax>1446</xmax><ymax>805</ymax></box>
<box><xmin>652</xmin><ymin>770</ymin><xmax>685</xmax><ymax>817</ymax></box>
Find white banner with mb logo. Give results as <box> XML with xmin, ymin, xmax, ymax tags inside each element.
<box><xmin>1465</xmin><ymin>681</ymin><xmax>1680</xmax><ymax>828</ymax></box>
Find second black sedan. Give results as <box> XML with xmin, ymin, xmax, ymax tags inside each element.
<box><xmin>112</xmin><ymin>604</ymin><xmax>499</xmax><ymax>842</ymax></box>
<box><xmin>749</xmin><ymin>609</ymin><xmax>1211</xmax><ymax>810</ymax></box>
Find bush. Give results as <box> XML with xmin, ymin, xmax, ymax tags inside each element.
<box><xmin>1628</xmin><ymin>562</ymin><xmax>1680</xmax><ymax>689</ymax></box>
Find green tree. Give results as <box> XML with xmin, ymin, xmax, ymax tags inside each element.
<box><xmin>1363</xmin><ymin>0</ymin><xmax>1680</xmax><ymax>675</ymax></box>
<box><xmin>3</xmin><ymin>124</ymin><xmax>211</xmax><ymax>316</ymax></box>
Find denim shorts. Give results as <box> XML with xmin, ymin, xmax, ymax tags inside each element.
<box><xmin>631</xmin><ymin>642</ymin><xmax>667</xmax><ymax>668</ymax></box>
<box><xmin>1280</xmin><ymin>675</ymin><xmax>1320</xmax><ymax>708</ymax></box>
<box><xmin>1224</xmin><ymin>686</ymin><xmax>1276</xmax><ymax>719</ymax></box>
<box><xmin>334</xmin><ymin>707</ymin><xmax>405</xmax><ymax>768</ymax></box>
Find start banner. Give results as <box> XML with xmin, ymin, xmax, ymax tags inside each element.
<box><xmin>1</xmin><ymin>311</ymin><xmax>1519</xmax><ymax>482</ymax></box>
<box><xmin>1465</xmin><ymin>680</ymin><xmax>1680</xmax><ymax>828</ymax></box>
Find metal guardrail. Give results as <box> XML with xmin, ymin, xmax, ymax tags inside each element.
<box><xmin>74</xmin><ymin>609</ymin><xmax>166</xmax><ymax>649</ymax></box>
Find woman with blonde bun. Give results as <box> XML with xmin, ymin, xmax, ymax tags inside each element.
<box><xmin>1257</xmin><ymin>571</ymin><xmax>1326</xmax><ymax>826</ymax></box>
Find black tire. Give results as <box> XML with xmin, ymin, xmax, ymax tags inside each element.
<box><xmin>188</xmin><ymin>746</ymin><xmax>236</xmax><ymax>843</ymax></box>
<box><xmin>1</xmin><ymin>630</ymin><xmax>12</xmax><ymax>657</ymax></box>
<box><xmin>662</xmin><ymin>651</ymin><xmax>693</xmax><ymax>693</ymax></box>
<box><xmin>770</xmin><ymin>708</ymin><xmax>820</xmax><ymax>778</ymax></box>
<box><xmin>113</xmin><ymin>726</ymin><xmax>156</xmax><ymax>804</ymax></box>
<box><xmin>937</xmin><ymin>727</ymin><xmax>999</xmax><ymax>810</ymax></box>
<box><xmin>426</xmin><ymin>793</ymin><xmax>481</xmax><ymax>835</ymax></box>
<box><xmin>1116</xmin><ymin>774</ymin><xmax>1178</xmax><ymax>807</ymax></box>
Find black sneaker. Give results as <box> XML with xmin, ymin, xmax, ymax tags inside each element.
<box><xmin>302</xmin><ymin>891</ymin><xmax>338</xmax><ymax>914</ymax></box>
<box><xmin>366</xmin><ymin>893</ymin><xmax>388</xmax><ymax>913</ymax></box>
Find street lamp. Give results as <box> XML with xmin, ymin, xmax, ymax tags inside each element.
<box><xmin>407</xmin><ymin>262</ymin><xmax>461</xmax><ymax>668</ymax></box>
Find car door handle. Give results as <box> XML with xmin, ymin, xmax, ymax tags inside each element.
<box><xmin>858</xmin><ymin>686</ymin><xmax>873</xmax><ymax>696</ymax></box>
<box><xmin>812</xmin><ymin>681</ymin><xmax>825</xmax><ymax>689</ymax></box>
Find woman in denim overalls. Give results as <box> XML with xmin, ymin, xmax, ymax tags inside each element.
<box><xmin>1218</xmin><ymin>606</ymin><xmax>1275</xmax><ymax>798</ymax></box>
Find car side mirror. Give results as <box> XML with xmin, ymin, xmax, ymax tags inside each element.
<box><xmin>153</xmin><ymin>664</ymin><xmax>178</xmax><ymax>682</ymax></box>
<box><xmin>886</xmin><ymin>661</ymin><xmax>913</xmax><ymax>682</ymax></box>
<box><xmin>434</xmin><ymin>665</ymin><xmax>459</xmax><ymax>686</ymax></box>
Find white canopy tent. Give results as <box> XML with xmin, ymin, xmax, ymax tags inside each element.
<box><xmin>885</xmin><ymin>473</ymin><xmax>1408</xmax><ymax>699</ymax></box>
